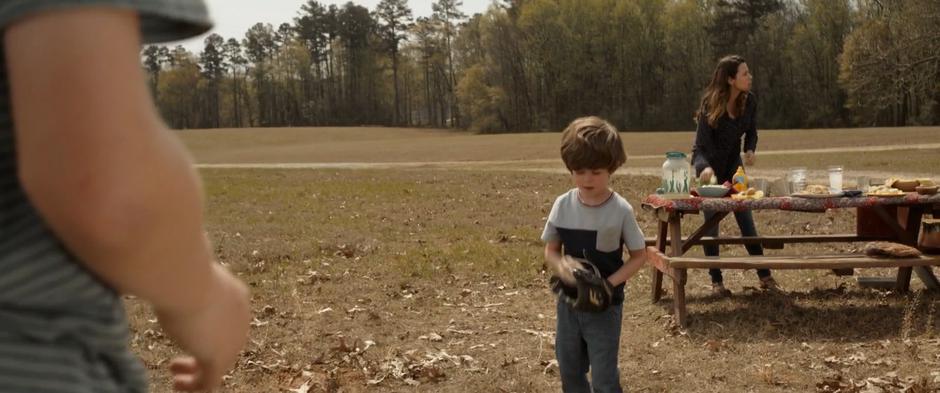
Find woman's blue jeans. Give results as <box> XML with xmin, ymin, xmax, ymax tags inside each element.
<box><xmin>703</xmin><ymin>210</ymin><xmax>771</xmax><ymax>283</ymax></box>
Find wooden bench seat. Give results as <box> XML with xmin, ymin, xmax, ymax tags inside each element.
<box><xmin>643</xmin><ymin>234</ymin><xmax>894</xmax><ymax>249</ymax></box>
<box><xmin>646</xmin><ymin>246</ymin><xmax>940</xmax><ymax>327</ymax></box>
<box><xmin>665</xmin><ymin>254</ymin><xmax>940</xmax><ymax>270</ymax></box>
<box><xmin>646</xmin><ymin>247</ymin><xmax>940</xmax><ymax>276</ymax></box>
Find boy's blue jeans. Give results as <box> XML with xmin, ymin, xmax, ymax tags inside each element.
<box><xmin>702</xmin><ymin>210</ymin><xmax>770</xmax><ymax>283</ymax></box>
<box><xmin>556</xmin><ymin>297</ymin><xmax>623</xmax><ymax>393</ymax></box>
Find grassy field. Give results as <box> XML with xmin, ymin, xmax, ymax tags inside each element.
<box><xmin>128</xmin><ymin>168</ymin><xmax>940</xmax><ymax>392</ymax></box>
<box><xmin>178</xmin><ymin>126</ymin><xmax>940</xmax><ymax>165</ymax></box>
<box><xmin>123</xmin><ymin>127</ymin><xmax>940</xmax><ymax>392</ymax></box>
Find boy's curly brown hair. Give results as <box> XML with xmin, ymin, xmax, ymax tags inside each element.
<box><xmin>560</xmin><ymin>116</ymin><xmax>626</xmax><ymax>173</ymax></box>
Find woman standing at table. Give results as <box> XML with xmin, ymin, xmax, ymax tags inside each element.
<box><xmin>691</xmin><ymin>55</ymin><xmax>778</xmax><ymax>296</ymax></box>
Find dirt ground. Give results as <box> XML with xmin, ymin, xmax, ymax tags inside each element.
<box><xmin>126</xmin><ymin>169</ymin><xmax>940</xmax><ymax>392</ymax></box>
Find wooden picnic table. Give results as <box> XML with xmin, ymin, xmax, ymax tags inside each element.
<box><xmin>641</xmin><ymin>192</ymin><xmax>940</xmax><ymax>327</ymax></box>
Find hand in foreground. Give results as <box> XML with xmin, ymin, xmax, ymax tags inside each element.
<box><xmin>158</xmin><ymin>264</ymin><xmax>251</xmax><ymax>392</ymax></box>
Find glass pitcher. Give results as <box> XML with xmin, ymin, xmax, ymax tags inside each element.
<box><xmin>661</xmin><ymin>151</ymin><xmax>691</xmax><ymax>198</ymax></box>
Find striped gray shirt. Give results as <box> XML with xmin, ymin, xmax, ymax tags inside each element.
<box><xmin>0</xmin><ymin>1</ymin><xmax>210</xmax><ymax>392</ymax></box>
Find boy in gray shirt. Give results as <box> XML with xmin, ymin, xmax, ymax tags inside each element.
<box><xmin>541</xmin><ymin>116</ymin><xmax>647</xmax><ymax>393</ymax></box>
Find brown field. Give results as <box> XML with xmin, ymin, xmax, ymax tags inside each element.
<box><xmin>126</xmin><ymin>127</ymin><xmax>940</xmax><ymax>392</ymax></box>
<box><xmin>178</xmin><ymin>126</ymin><xmax>940</xmax><ymax>165</ymax></box>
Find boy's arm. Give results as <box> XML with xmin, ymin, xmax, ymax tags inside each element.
<box><xmin>5</xmin><ymin>8</ymin><xmax>248</xmax><ymax>391</ymax></box>
<box><xmin>609</xmin><ymin>204</ymin><xmax>648</xmax><ymax>286</ymax></box>
<box><xmin>607</xmin><ymin>248</ymin><xmax>647</xmax><ymax>286</ymax></box>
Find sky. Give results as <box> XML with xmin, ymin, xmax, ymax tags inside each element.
<box><xmin>175</xmin><ymin>0</ymin><xmax>494</xmax><ymax>52</ymax></box>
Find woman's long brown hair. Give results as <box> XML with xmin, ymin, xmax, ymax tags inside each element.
<box><xmin>694</xmin><ymin>55</ymin><xmax>748</xmax><ymax>128</ymax></box>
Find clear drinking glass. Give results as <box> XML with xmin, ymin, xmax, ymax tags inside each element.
<box><xmin>828</xmin><ymin>165</ymin><xmax>843</xmax><ymax>193</ymax></box>
<box><xmin>789</xmin><ymin>167</ymin><xmax>807</xmax><ymax>194</ymax></box>
<box><xmin>856</xmin><ymin>176</ymin><xmax>871</xmax><ymax>192</ymax></box>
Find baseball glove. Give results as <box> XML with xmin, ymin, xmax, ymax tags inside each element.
<box><xmin>864</xmin><ymin>242</ymin><xmax>922</xmax><ymax>258</ymax></box>
<box><xmin>550</xmin><ymin>257</ymin><xmax>614</xmax><ymax>313</ymax></box>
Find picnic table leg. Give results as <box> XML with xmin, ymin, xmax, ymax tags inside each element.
<box><xmin>651</xmin><ymin>266</ymin><xmax>664</xmax><ymax>301</ymax></box>
<box><xmin>652</xmin><ymin>220</ymin><xmax>668</xmax><ymax>302</ymax></box>
<box><xmin>673</xmin><ymin>268</ymin><xmax>688</xmax><ymax>327</ymax></box>
<box><xmin>896</xmin><ymin>268</ymin><xmax>913</xmax><ymax>292</ymax></box>
<box><xmin>870</xmin><ymin>205</ymin><xmax>919</xmax><ymax>292</ymax></box>
<box><xmin>913</xmin><ymin>267</ymin><xmax>940</xmax><ymax>290</ymax></box>
<box><xmin>680</xmin><ymin>211</ymin><xmax>728</xmax><ymax>255</ymax></box>
<box><xmin>668</xmin><ymin>213</ymin><xmax>686</xmax><ymax>325</ymax></box>
<box><xmin>668</xmin><ymin>212</ymin><xmax>683</xmax><ymax>257</ymax></box>
<box><xmin>900</xmin><ymin>206</ymin><xmax>922</xmax><ymax>246</ymax></box>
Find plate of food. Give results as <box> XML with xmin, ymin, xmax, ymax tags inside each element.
<box><xmin>866</xmin><ymin>184</ymin><xmax>906</xmax><ymax>197</ymax></box>
<box><xmin>731</xmin><ymin>187</ymin><xmax>765</xmax><ymax>200</ymax></box>
<box><xmin>791</xmin><ymin>193</ymin><xmax>844</xmax><ymax>199</ymax></box>
<box><xmin>792</xmin><ymin>184</ymin><xmax>841</xmax><ymax>198</ymax></box>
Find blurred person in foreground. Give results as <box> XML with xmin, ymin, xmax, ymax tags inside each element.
<box><xmin>0</xmin><ymin>1</ymin><xmax>249</xmax><ymax>391</ymax></box>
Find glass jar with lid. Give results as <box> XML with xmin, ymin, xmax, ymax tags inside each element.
<box><xmin>661</xmin><ymin>151</ymin><xmax>691</xmax><ymax>198</ymax></box>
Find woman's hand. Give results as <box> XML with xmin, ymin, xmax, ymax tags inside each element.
<box><xmin>699</xmin><ymin>167</ymin><xmax>715</xmax><ymax>184</ymax></box>
<box><xmin>744</xmin><ymin>150</ymin><xmax>756</xmax><ymax>166</ymax></box>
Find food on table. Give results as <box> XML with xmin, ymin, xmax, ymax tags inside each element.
<box><xmin>890</xmin><ymin>179</ymin><xmax>919</xmax><ymax>192</ymax></box>
<box><xmin>731</xmin><ymin>187</ymin><xmax>764</xmax><ymax>200</ymax></box>
<box><xmin>866</xmin><ymin>184</ymin><xmax>906</xmax><ymax>196</ymax></box>
<box><xmin>801</xmin><ymin>184</ymin><xmax>831</xmax><ymax>195</ymax></box>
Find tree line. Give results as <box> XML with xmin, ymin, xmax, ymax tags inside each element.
<box><xmin>143</xmin><ymin>0</ymin><xmax>940</xmax><ymax>132</ymax></box>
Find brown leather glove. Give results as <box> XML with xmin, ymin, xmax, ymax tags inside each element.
<box><xmin>550</xmin><ymin>257</ymin><xmax>613</xmax><ymax>313</ymax></box>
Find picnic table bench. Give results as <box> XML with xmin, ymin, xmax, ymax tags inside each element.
<box><xmin>641</xmin><ymin>192</ymin><xmax>940</xmax><ymax>327</ymax></box>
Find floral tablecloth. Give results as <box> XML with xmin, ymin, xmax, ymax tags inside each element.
<box><xmin>643</xmin><ymin>193</ymin><xmax>940</xmax><ymax>213</ymax></box>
